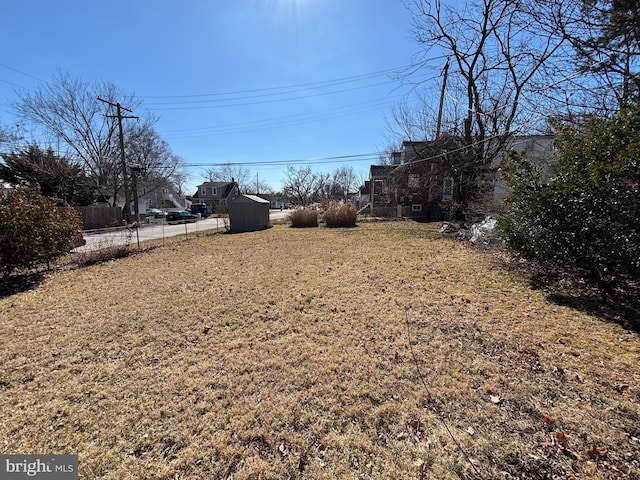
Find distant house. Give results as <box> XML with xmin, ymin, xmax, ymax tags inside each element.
<box><xmin>193</xmin><ymin>181</ymin><xmax>240</xmax><ymax>213</ymax></box>
<box><xmin>352</xmin><ymin>181</ymin><xmax>370</xmax><ymax>210</ymax></box>
<box><xmin>492</xmin><ymin>135</ymin><xmax>556</xmax><ymax>202</ymax></box>
<box><xmin>260</xmin><ymin>193</ymin><xmax>286</xmax><ymax>209</ymax></box>
<box><xmin>365</xmin><ymin>135</ymin><xmax>555</xmax><ymax>219</ymax></box>
<box><xmin>387</xmin><ymin>136</ymin><xmax>466</xmax><ymax>219</ymax></box>
<box><xmin>138</xmin><ymin>182</ymin><xmax>188</xmax><ymax>213</ymax></box>
<box><xmin>369</xmin><ymin>165</ymin><xmax>397</xmax><ymax>217</ymax></box>
<box><xmin>112</xmin><ymin>182</ymin><xmax>189</xmax><ymax>219</ymax></box>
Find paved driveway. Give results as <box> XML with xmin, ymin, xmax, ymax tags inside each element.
<box><xmin>74</xmin><ymin>210</ymin><xmax>292</xmax><ymax>253</ymax></box>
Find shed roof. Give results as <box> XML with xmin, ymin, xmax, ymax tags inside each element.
<box><xmin>232</xmin><ymin>194</ymin><xmax>270</xmax><ymax>204</ymax></box>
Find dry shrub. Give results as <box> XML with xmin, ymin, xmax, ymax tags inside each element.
<box><xmin>289</xmin><ymin>208</ymin><xmax>318</xmax><ymax>228</ymax></box>
<box><xmin>323</xmin><ymin>203</ymin><xmax>357</xmax><ymax>228</ymax></box>
<box><xmin>70</xmin><ymin>245</ymin><xmax>134</xmax><ymax>267</ymax></box>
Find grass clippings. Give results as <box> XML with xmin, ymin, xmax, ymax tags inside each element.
<box><xmin>0</xmin><ymin>222</ymin><xmax>638</xmax><ymax>479</ymax></box>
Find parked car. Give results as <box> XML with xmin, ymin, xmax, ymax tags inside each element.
<box><xmin>190</xmin><ymin>204</ymin><xmax>211</xmax><ymax>217</ymax></box>
<box><xmin>166</xmin><ymin>210</ymin><xmax>197</xmax><ymax>223</ymax></box>
<box><xmin>147</xmin><ymin>208</ymin><xmax>165</xmax><ymax>218</ymax></box>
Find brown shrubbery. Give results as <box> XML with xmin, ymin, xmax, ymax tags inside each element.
<box><xmin>289</xmin><ymin>208</ymin><xmax>318</xmax><ymax>228</ymax></box>
<box><xmin>323</xmin><ymin>202</ymin><xmax>357</xmax><ymax>228</ymax></box>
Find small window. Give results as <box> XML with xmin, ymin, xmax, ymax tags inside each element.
<box><xmin>412</xmin><ymin>204</ymin><xmax>422</xmax><ymax>212</ymax></box>
<box><xmin>408</xmin><ymin>174</ymin><xmax>420</xmax><ymax>189</ymax></box>
<box><xmin>443</xmin><ymin>177</ymin><xmax>454</xmax><ymax>201</ymax></box>
<box><xmin>374</xmin><ymin>179</ymin><xmax>383</xmax><ymax>194</ymax></box>
<box><xmin>212</xmin><ymin>187</ymin><xmax>218</xmax><ymax>196</ymax></box>
<box><xmin>201</xmin><ymin>187</ymin><xmax>207</xmax><ymax>196</ymax></box>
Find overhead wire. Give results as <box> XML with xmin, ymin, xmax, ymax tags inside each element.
<box><xmin>179</xmin><ymin>64</ymin><xmax>594</xmax><ymax>173</ymax></box>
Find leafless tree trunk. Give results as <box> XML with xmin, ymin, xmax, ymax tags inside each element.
<box><xmin>399</xmin><ymin>0</ymin><xmax>569</xmax><ymax>206</ymax></box>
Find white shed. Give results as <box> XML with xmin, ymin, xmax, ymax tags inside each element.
<box><xmin>228</xmin><ymin>195</ymin><xmax>270</xmax><ymax>232</ymax></box>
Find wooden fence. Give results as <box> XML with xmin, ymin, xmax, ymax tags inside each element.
<box><xmin>76</xmin><ymin>206</ymin><xmax>124</xmax><ymax>230</ymax></box>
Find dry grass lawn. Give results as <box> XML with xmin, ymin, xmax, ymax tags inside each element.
<box><xmin>1</xmin><ymin>222</ymin><xmax>638</xmax><ymax>479</ymax></box>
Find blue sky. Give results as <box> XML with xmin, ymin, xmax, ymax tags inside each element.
<box><xmin>0</xmin><ymin>0</ymin><xmax>437</xmax><ymax>193</ymax></box>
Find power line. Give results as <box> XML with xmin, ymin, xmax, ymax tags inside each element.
<box><xmin>144</xmin><ymin>69</ymin><xmax>399</xmax><ymax>101</ymax></box>
<box><xmin>145</xmin><ymin>80</ymin><xmax>400</xmax><ymax>111</ymax></box>
<box><xmin>0</xmin><ymin>63</ymin><xmax>45</xmax><ymax>83</ymax></box>
<box><xmin>138</xmin><ymin>63</ymin><xmax>440</xmax><ymax>100</ymax></box>
<box><xmin>160</xmin><ymin>98</ymin><xmax>401</xmax><ymax>139</ymax></box>
<box><xmin>183</xmin><ymin>152</ymin><xmax>382</xmax><ymax>169</ymax></box>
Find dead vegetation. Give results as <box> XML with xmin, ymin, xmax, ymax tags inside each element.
<box><xmin>0</xmin><ymin>222</ymin><xmax>638</xmax><ymax>479</ymax></box>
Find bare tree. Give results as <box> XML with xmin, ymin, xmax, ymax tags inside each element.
<box><xmin>12</xmin><ymin>72</ymin><xmax>163</xmax><ymax>205</ymax></box>
<box><xmin>126</xmin><ymin>123</ymin><xmax>184</xmax><ymax>195</ymax></box>
<box><xmin>332</xmin><ymin>166</ymin><xmax>359</xmax><ymax>201</ymax></box>
<box><xmin>409</xmin><ymin>0</ymin><xmax>567</xmax><ymax>148</ymax></box>
<box><xmin>282</xmin><ymin>165</ymin><xmax>317</xmax><ymax>206</ymax></box>
<box><xmin>0</xmin><ymin>121</ymin><xmax>20</xmax><ymax>149</ymax></box>
<box><xmin>399</xmin><ymin>0</ymin><xmax>569</xmax><ymax>206</ymax></box>
<box><xmin>536</xmin><ymin>0</ymin><xmax>640</xmax><ymax>116</ymax></box>
<box><xmin>203</xmin><ymin>163</ymin><xmax>251</xmax><ymax>192</ymax></box>
<box><xmin>255</xmin><ymin>179</ymin><xmax>275</xmax><ymax>195</ymax></box>
<box><xmin>313</xmin><ymin>171</ymin><xmax>331</xmax><ymax>201</ymax></box>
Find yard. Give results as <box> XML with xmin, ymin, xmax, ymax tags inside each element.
<box><xmin>0</xmin><ymin>222</ymin><xmax>638</xmax><ymax>479</ymax></box>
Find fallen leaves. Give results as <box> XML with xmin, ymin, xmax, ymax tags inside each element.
<box><xmin>586</xmin><ymin>444</ymin><xmax>608</xmax><ymax>460</ymax></box>
<box><xmin>555</xmin><ymin>431</ymin><xmax>569</xmax><ymax>449</ymax></box>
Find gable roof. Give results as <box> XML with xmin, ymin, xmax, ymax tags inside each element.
<box><xmin>198</xmin><ymin>181</ymin><xmax>234</xmax><ymax>188</ymax></box>
<box><xmin>193</xmin><ymin>181</ymin><xmax>238</xmax><ymax>198</ymax></box>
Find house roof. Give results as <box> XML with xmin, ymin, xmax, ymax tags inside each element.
<box><xmin>198</xmin><ymin>181</ymin><xmax>235</xmax><ymax>188</ymax></box>
<box><xmin>193</xmin><ymin>181</ymin><xmax>238</xmax><ymax>199</ymax></box>
<box><xmin>369</xmin><ymin>165</ymin><xmax>397</xmax><ymax>177</ymax></box>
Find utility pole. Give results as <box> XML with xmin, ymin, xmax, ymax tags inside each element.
<box><xmin>436</xmin><ymin>58</ymin><xmax>449</xmax><ymax>139</ymax></box>
<box><xmin>98</xmin><ymin>97</ymin><xmax>139</xmax><ymax>224</ymax></box>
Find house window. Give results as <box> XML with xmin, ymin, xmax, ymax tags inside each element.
<box><xmin>201</xmin><ymin>187</ymin><xmax>207</xmax><ymax>196</ymax></box>
<box><xmin>443</xmin><ymin>177</ymin><xmax>454</xmax><ymax>201</ymax></box>
<box><xmin>374</xmin><ymin>180</ymin><xmax>383</xmax><ymax>194</ymax></box>
<box><xmin>412</xmin><ymin>204</ymin><xmax>422</xmax><ymax>212</ymax></box>
<box><xmin>408</xmin><ymin>174</ymin><xmax>420</xmax><ymax>189</ymax></box>
<box><xmin>212</xmin><ymin>187</ymin><xmax>217</xmax><ymax>196</ymax></box>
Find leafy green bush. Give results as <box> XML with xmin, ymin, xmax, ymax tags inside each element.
<box><xmin>289</xmin><ymin>208</ymin><xmax>318</xmax><ymax>228</ymax></box>
<box><xmin>498</xmin><ymin>110</ymin><xmax>640</xmax><ymax>283</ymax></box>
<box><xmin>323</xmin><ymin>203</ymin><xmax>357</xmax><ymax>228</ymax></box>
<box><xmin>0</xmin><ymin>185</ymin><xmax>84</xmax><ymax>274</ymax></box>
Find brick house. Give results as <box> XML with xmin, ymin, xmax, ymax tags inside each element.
<box><xmin>368</xmin><ymin>135</ymin><xmax>555</xmax><ymax>219</ymax></box>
